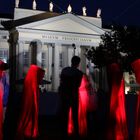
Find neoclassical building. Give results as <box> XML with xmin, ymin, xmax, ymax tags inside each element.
<box><xmin>0</xmin><ymin>1</ymin><xmax>105</xmax><ymax>92</ymax></box>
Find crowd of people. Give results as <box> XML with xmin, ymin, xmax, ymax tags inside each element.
<box><xmin>0</xmin><ymin>56</ymin><xmax>140</xmax><ymax>140</ymax></box>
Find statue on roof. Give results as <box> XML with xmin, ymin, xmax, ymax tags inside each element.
<box><xmin>15</xmin><ymin>0</ymin><xmax>19</xmax><ymax>8</ymax></box>
<box><xmin>33</xmin><ymin>0</ymin><xmax>37</xmax><ymax>10</ymax></box>
<box><xmin>49</xmin><ymin>2</ymin><xmax>53</xmax><ymax>12</ymax></box>
<box><xmin>96</xmin><ymin>8</ymin><xmax>101</xmax><ymax>18</ymax></box>
<box><xmin>82</xmin><ymin>6</ymin><xmax>87</xmax><ymax>16</ymax></box>
<box><xmin>67</xmin><ymin>4</ymin><xmax>72</xmax><ymax>13</ymax></box>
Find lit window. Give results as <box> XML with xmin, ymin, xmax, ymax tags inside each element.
<box><xmin>0</xmin><ymin>49</ymin><xmax>8</xmax><ymax>62</ymax></box>
<box><xmin>124</xmin><ymin>72</ymin><xmax>140</xmax><ymax>95</ymax></box>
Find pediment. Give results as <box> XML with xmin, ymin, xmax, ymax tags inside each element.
<box><xmin>19</xmin><ymin>13</ymin><xmax>105</xmax><ymax>35</ymax></box>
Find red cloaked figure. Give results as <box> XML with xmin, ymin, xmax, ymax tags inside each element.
<box><xmin>107</xmin><ymin>63</ymin><xmax>128</xmax><ymax>140</ymax></box>
<box><xmin>16</xmin><ymin>65</ymin><xmax>45</xmax><ymax>140</ymax></box>
<box><xmin>68</xmin><ymin>74</ymin><xmax>89</xmax><ymax>137</ymax></box>
<box><xmin>0</xmin><ymin>67</ymin><xmax>4</xmax><ymax>140</ymax></box>
<box><xmin>131</xmin><ymin>59</ymin><xmax>140</xmax><ymax>140</ymax></box>
<box><xmin>68</xmin><ymin>107</ymin><xmax>74</xmax><ymax>135</ymax></box>
<box><xmin>0</xmin><ymin>60</ymin><xmax>8</xmax><ymax>140</ymax></box>
<box><xmin>78</xmin><ymin>74</ymin><xmax>89</xmax><ymax>136</ymax></box>
<box><xmin>0</xmin><ymin>84</ymin><xmax>3</xmax><ymax>140</ymax></box>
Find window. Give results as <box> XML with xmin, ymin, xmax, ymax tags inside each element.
<box><xmin>124</xmin><ymin>72</ymin><xmax>140</xmax><ymax>94</ymax></box>
<box><xmin>0</xmin><ymin>49</ymin><xmax>8</xmax><ymax>62</ymax></box>
<box><xmin>23</xmin><ymin>51</ymin><xmax>29</xmax><ymax>67</ymax></box>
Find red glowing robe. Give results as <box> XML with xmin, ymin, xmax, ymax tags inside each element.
<box><xmin>0</xmin><ymin>82</ymin><xmax>3</xmax><ymax>140</ymax></box>
<box><xmin>68</xmin><ymin>74</ymin><xmax>90</xmax><ymax>136</ymax></box>
<box><xmin>16</xmin><ymin>65</ymin><xmax>45</xmax><ymax>139</ymax></box>
<box><xmin>131</xmin><ymin>59</ymin><xmax>140</xmax><ymax>140</ymax></box>
<box><xmin>0</xmin><ymin>60</ymin><xmax>8</xmax><ymax>140</ymax></box>
<box><xmin>107</xmin><ymin>63</ymin><xmax>128</xmax><ymax>140</ymax></box>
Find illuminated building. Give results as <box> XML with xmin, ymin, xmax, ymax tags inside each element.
<box><xmin>0</xmin><ymin>1</ymin><xmax>105</xmax><ymax>92</ymax></box>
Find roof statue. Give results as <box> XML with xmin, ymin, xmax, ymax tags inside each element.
<box><xmin>67</xmin><ymin>4</ymin><xmax>72</xmax><ymax>13</ymax></box>
<box><xmin>15</xmin><ymin>0</ymin><xmax>19</xmax><ymax>8</ymax></box>
<box><xmin>82</xmin><ymin>6</ymin><xmax>87</xmax><ymax>16</ymax></box>
<box><xmin>96</xmin><ymin>8</ymin><xmax>101</xmax><ymax>18</ymax></box>
<box><xmin>33</xmin><ymin>0</ymin><xmax>37</xmax><ymax>10</ymax></box>
<box><xmin>49</xmin><ymin>2</ymin><xmax>53</xmax><ymax>12</ymax></box>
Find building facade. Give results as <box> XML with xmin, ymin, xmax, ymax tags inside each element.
<box><xmin>0</xmin><ymin>7</ymin><xmax>105</xmax><ymax>92</ymax></box>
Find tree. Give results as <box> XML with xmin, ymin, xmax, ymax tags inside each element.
<box><xmin>85</xmin><ymin>25</ymin><xmax>140</xmax><ymax>72</ymax></box>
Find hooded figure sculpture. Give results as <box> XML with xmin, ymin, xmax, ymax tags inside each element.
<box><xmin>16</xmin><ymin>65</ymin><xmax>45</xmax><ymax>140</ymax></box>
<box><xmin>131</xmin><ymin>59</ymin><xmax>140</xmax><ymax>140</ymax></box>
<box><xmin>0</xmin><ymin>60</ymin><xmax>9</xmax><ymax>140</ymax></box>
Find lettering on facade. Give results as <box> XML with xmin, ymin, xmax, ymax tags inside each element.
<box><xmin>42</xmin><ymin>35</ymin><xmax>58</xmax><ymax>40</ymax></box>
<box><xmin>42</xmin><ymin>34</ymin><xmax>99</xmax><ymax>43</ymax></box>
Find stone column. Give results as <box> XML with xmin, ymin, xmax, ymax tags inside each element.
<box><xmin>16</xmin><ymin>40</ymin><xmax>25</xmax><ymax>93</ymax></box>
<box><xmin>52</xmin><ymin>43</ymin><xmax>60</xmax><ymax>91</ymax></box>
<box><xmin>36</xmin><ymin>41</ymin><xmax>42</xmax><ymax>67</ymax></box>
<box><xmin>62</xmin><ymin>46</ymin><xmax>68</xmax><ymax>67</ymax></box>
<box><xmin>29</xmin><ymin>40</ymin><xmax>42</xmax><ymax>67</ymax></box>
<box><xmin>30</xmin><ymin>41</ymin><xmax>37</xmax><ymax>65</ymax></box>
<box><xmin>46</xmin><ymin>44</ymin><xmax>53</xmax><ymax>91</ymax></box>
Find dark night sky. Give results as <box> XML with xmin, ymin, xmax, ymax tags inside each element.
<box><xmin>0</xmin><ymin>0</ymin><xmax>140</xmax><ymax>28</ymax></box>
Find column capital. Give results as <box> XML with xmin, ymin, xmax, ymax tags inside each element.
<box><xmin>8</xmin><ymin>29</ymin><xmax>19</xmax><ymax>44</ymax></box>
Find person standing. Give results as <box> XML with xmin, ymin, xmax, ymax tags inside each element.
<box><xmin>59</xmin><ymin>56</ymin><xmax>83</xmax><ymax>139</ymax></box>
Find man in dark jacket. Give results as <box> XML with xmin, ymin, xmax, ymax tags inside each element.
<box><xmin>59</xmin><ymin>56</ymin><xmax>83</xmax><ymax>139</ymax></box>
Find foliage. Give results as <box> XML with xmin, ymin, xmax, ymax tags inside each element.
<box><xmin>85</xmin><ymin>25</ymin><xmax>140</xmax><ymax>72</ymax></box>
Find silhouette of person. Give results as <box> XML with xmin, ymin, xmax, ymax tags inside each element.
<box><xmin>59</xmin><ymin>56</ymin><xmax>83</xmax><ymax>139</ymax></box>
<box><xmin>16</xmin><ymin>65</ymin><xmax>45</xmax><ymax>140</ymax></box>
